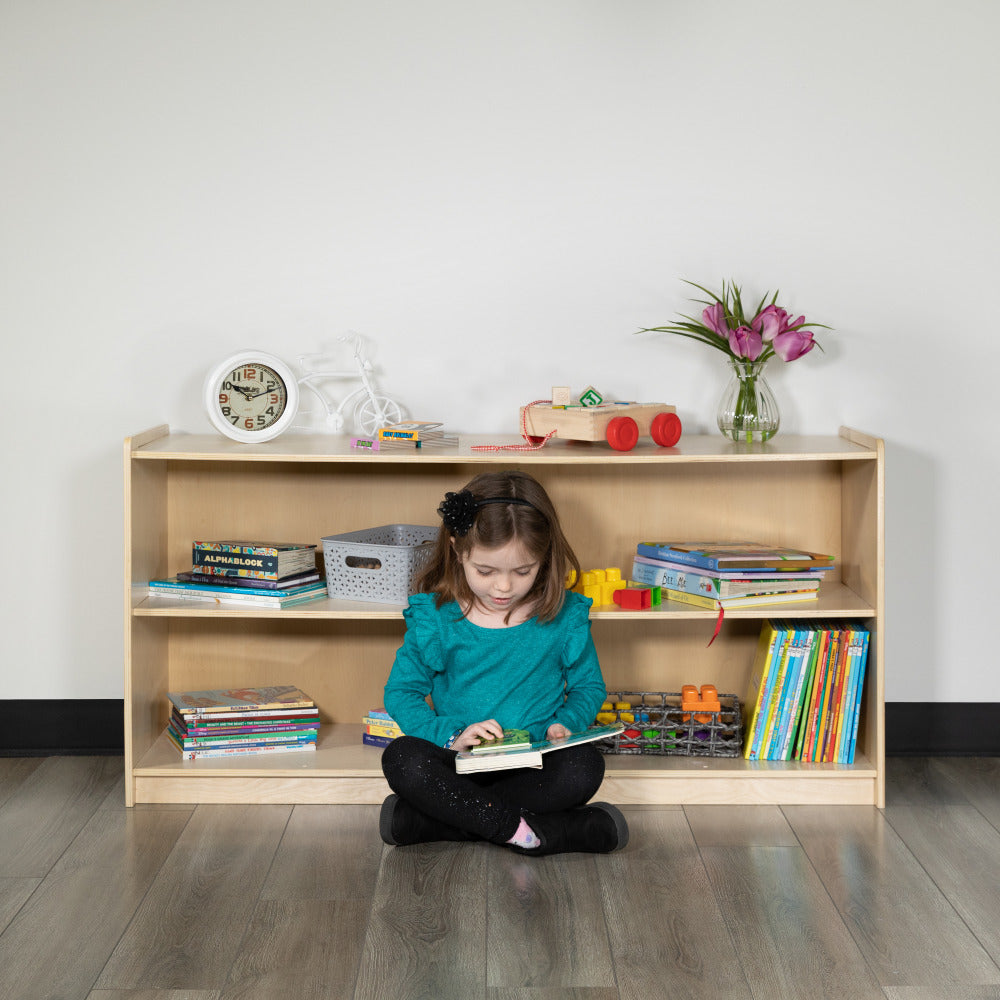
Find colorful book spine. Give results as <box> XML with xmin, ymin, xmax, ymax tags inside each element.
<box><xmin>192</xmin><ymin>541</ymin><xmax>316</xmax><ymax>581</ymax></box>
<box><xmin>660</xmin><ymin>587</ymin><xmax>817</xmax><ymax>611</ymax></box>
<box><xmin>766</xmin><ymin>624</ymin><xmax>808</xmax><ymax>759</ymax></box>
<box><xmin>845</xmin><ymin>630</ymin><xmax>871</xmax><ymax>764</ymax></box>
<box><xmin>742</xmin><ymin>621</ymin><xmax>870</xmax><ymax>764</ymax></box>
<box><xmin>777</xmin><ymin>629</ymin><xmax>817</xmax><ymax>760</ymax></box>
<box><xmin>631</xmin><ymin>558</ymin><xmax>822</xmax><ymax>597</ymax></box>
<box><xmin>169</xmin><ymin>730</ymin><xmax>317</xmax><ymax>750</ymax></box>
<box><xmin>752</xmin><ymin>627</ymin><xmax>793</xmax><ymax>759</ymax></box>
<box><xmin>794</xmin><ymin>626</ymin><xmax>829</xmax><ymax>760</ymax></box>
<box><xmin>363</xmin><ymin>719</ymin><xmax>403</xmax><ymax>738</ymax></box>
<box><xmin>742</xmin><ymin>621</ymin><xmax>783</xmax><ymax>759</ymax></box>
<box><xmin>635</xmin><ymin>542</ymin><xmax>834</xmax><ymax>572</ymax></box>
<box><xmin>166</xmin><ymin>729</ymin><xmax>318</xmax><ymax>758</ymax></box>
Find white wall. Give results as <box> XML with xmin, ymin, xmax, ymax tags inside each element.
<box><xmin>2</xmin><ymin>0</ymin><xmax>996</xmax><ymax>702</ymax></box>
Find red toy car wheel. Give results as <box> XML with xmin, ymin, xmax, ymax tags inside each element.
<box><xmin>606</xmin><ymin>416</ymin><xmax>639</xmax><ymax>451</ymax></box>
<box><xmin>651</xmin><ymin>411</ymin><xmax>682</xmax><ymax>447</ymax></box>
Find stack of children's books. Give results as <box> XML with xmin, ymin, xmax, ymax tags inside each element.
<box><xmin>743</xmin><ymin>620</ymin><xmax>871</xmax><ymax>763</ymax></box>
<box><xmin>632</xmin><ymin>541</ymin><xmax>833</xmax><ymax>610</ymax></box>
<box><xmin>148</xmin><ymin>540</ymin><xmax>326</xmax><ymax>608</ymax></box>
<box><xmin>362</xmin><ymin>708</ymin><xmax>403</xmax><ymax>747</ymax></box>
<box><xmin>166</xmin><ymin>685</ymin><xmax>321</xmax><ymax>759</ymax></box>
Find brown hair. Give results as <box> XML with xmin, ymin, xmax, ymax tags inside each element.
<box><xmin>415</xmin><ymin>470</ymin><xmax>580</xmax><ymax>624</ymax></box>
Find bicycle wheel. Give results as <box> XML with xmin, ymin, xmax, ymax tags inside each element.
<box><xmin>355</xmin><ymin>395</ymin><xmax>403</xmax><ymax>436</ymax></box>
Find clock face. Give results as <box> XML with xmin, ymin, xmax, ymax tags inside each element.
<box><xmin>204</xmin><ymin>352</ymin><xmax>299</xmax><ymax>442</ymax></box>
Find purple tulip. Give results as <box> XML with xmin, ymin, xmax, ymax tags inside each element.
<box><xmin>728</xmin><ymin>325</ymin><xmax>764</xmax><ymax>360</ymax></box>
<box><xmin>772</xmin><ymin>327</ymin><xmax>816</xmax><ymax>361</ymax></box>
<box><xmin>756</xmin><ymin>304</ymin><xmax>789</xmax><ymax>342</ymax></box>
<box><xmin>702</xmin><ymin>302</ymin><xmax>729</xmax><ymax>338</ymax></box>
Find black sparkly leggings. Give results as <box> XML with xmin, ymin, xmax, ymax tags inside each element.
<box><xmin>381</xmin><ymin>735</ymin><xmax>606</xmax><ymax>844</ymax></box>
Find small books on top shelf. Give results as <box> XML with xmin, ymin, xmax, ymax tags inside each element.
<box><xmin>148</xmin><ymin>539</ymin><xmax>326</xmax><ymax>608</ymax></box>
<box><xmin>148</xmin><ymin>576</ymin><xmax>327</xmax><ymax>608</ymax></box>
<box><xmin>636</xmin><ymin>541</ymin><xmax>834</xmax><ymax>573</ymax></box>
<box><xmin>455</xmin><ymin>723</ymin><xmax>624</xmax><ymax>774</ymax></box>
<box><xmin>166</xmin><ymin>685</ymin><xmax>320</xmax><ymax>759</ymax></box>
<box><xmin>192</xmin><ymin>540</ymin><xmax>318</xmax><ymax>581</ymax></box>
<box><xmin>742</xmin><ymin>621</ymin><xmax>870</xmax><ymax>764</ymax></box>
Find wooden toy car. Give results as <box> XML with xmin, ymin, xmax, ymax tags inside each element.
<box><xmin>519</xmin><ymin>402</ymin><xmax>682</xmax><ymax>451</ymax></box>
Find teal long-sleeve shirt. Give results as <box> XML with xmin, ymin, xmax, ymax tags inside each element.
<box><xmin>383</xmin><ymin>591</ymin><xmax>607</xmax><ymax>746</ymax></box>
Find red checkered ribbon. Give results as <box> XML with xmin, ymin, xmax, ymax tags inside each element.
<box><xmin>471</xmin><ymin>400</ymin><xmax>557</xmax><ymax>452</ymax></box>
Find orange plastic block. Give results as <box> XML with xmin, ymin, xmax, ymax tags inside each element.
<box><xmin>681</xmin><ymin>684</ymin><xmax>720</xmax><ymax>723</ymax></box>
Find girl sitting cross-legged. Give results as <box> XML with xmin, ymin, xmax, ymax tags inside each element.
<box><xmin>379</xmin><ymin>469</ymin><xmax>628</xmax><ymax>856</ymax></box>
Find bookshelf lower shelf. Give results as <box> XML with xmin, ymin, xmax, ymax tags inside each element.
<box><xmin>133</xmin><ymin>725</ymin><xmax>880</xmax><ymax>806</ymax></box>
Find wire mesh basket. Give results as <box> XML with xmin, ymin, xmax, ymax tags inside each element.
<box><xmin>596</xmin><ymin>690</ymin><xmax>743</xmax><ymax>757</ymax></box>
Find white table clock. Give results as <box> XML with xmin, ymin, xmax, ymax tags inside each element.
<box><xmin>203</xmin><ymin>351</ymin><xmax>300</xmax><ymax>443</ymax></box>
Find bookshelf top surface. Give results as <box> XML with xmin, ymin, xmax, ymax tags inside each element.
<box><xmin>130</xmin><ymin>427</ymin><xmax>881</xmax><ymax>465</ymax></box>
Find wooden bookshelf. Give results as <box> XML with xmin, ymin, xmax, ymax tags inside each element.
<box><xmin>124</xmin><ymin>426</ymin><xmax>884</xmax><ymax>806</ymax></box>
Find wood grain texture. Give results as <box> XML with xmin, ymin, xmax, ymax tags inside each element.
<box><xmin>222</xmin><ymin>898</ymin><xmax>372</xmax><ymax>1000</ymax></box>
<box><xmin>87</xmin><ymin>992</ymin><xmax>221</xmax><ymax>999</ymax></box>
<box><xmin>0</xmin><ymin>755</ymin><xmax>123</xmax><ymax>877</ymax></box>
<box><xmin>486</xmin><ymin>853</ymin><xmax>613</xmax><ymax>989</ymax></box>
<box><xmin>598</xmin><ymin>809</ymin><xmax>752</xmax><ymax>1000</ymax></box>
<box><xmin>0</xmin><ymin>757</ymin><xmax>43</xmax><ymax>807</ymax></box>
<box><xmin>785</xmin><ymin>804</ymin><xmax>1000</xmax><ymax>988</ymax></box>
<box><xmin>0</xmin><ymin>877</ymin><xmax>40</xmax><ymax>933</ymax></box>
<box><xmin>353</xmin><ymin>842</ymin><xmax>489</xmax><ymax>1000</ymax></box>
<box><xmin>0</xmin><ymin>806</ymin><xmax>191</xmax><ymax>1000</ymax></box>
<box><xmin>927</xmin><ymin>757</ymin><xmax>1000</xmax><ymax>830</ymax></box>
<box><xmin>882</xmin><ymin>800</ymin><xmax>1000</xmax><ymax>967</ymax></box>
<box><xmin>95</xmin><ymin>804</ymin><xmax>292</xmax><ymax>991</ymax></box>
<box><xmin>87</xmin><ymin>991</ymin><xmax>221</xmax><ymax>999</ymax></box>
<box><xmin>488</xmin><ymin>991</ymin><xmax>620</xmax><ymax>1000</ymax></box>
<box><xmin>699</xmin><ymin>843</ymin><xmax>886</xmax><ymax>999</ymax></box>
<box><xmin>2</xmin><ymin>757</ymin><xmax>1000</xmax><ymax>998</ymax></box>
<box><xmin>259</xmin><ymin>804</ymin><xmax>383</xmax><ymax>900</ymax></box>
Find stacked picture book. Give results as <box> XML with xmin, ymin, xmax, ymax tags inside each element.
<box><xmin>632</xmin><ymin>541</ymin><xmax>834</xmax><ymax>610</ymax></box>
<box><xmin>362</xmin><ymin>708</ymin><xmax>403</xmax><ymax>748</ymax></box>
<box><xmin>743</xmin><ymin>620</ymin><xmax>871</xmax><ymax>763</ymax></box>
<box><xmin>149</xmin><ymin>540</ymin><xmax>327</xmax><ymax>608</ymax></box>
<box><xmin>166</xmin><ymin>685</ymin><xmax>321</xmax><ymax>759</ymax></box>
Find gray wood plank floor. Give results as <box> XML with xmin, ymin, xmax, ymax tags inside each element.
<box><xmin>1</xmin><ymin>757</ymin><xmax>999</xmax><ymax>999</ymax></box>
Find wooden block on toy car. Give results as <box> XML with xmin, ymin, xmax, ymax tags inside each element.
<box><xmin>519</xmin><ymin>402</ymin><xmax>682</xmax><ymax>451</ymax></box>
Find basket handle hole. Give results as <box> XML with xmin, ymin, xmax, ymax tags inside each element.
<box><xmin>345</xmin><ymin>556</ymin><xmax>382</xmax><ymax>570</ymax></box>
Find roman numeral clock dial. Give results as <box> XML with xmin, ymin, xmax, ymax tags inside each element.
<box><xmin>204</xmin><ymin>352</ymin><xmax>300</xmax><ymax>442</ymax></box>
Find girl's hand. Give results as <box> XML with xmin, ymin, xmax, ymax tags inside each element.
<box><xmin>454</xmin><ymin>719</ymin><xmax>504</xmax><ymax>752</ymax></box>
<box><xmin>546</xmin><ymin>723</ymin><xmax>570</xmax><ymax>741</ymax></box>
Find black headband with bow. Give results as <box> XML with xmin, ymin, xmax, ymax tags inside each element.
<box><xmin>437</xmin><ymin>490</ymin><xmax>537</xmax><ymax>537</ymax></box>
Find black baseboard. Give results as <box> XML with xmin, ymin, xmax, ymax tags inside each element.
<box><xmin>0</xmin><ymin>700</ymin><xmax>998</xmax><ymax>756</ymax></box>
<box><xmin>0</xmin><ymin>700</ymin><xmax>125</xmax><ymax>756</ymax></box>
<box><xmin>884</xmin><ymin>702</ymin><xmax>1000</xmax><ymax>756</ymax></box>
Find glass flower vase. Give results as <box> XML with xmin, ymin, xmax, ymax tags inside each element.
<box><xmin>717</xmin><ymin>358</ymin><xmax>780</xmax><ymax>443</ymax></box>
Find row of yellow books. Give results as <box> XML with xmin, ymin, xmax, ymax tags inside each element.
<box><xmin>743</xmin><ymin>621</ymin><xmax>870</xmax><ymax>763</ymax></box>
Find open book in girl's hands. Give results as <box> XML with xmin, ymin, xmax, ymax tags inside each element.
<box><xmin>469</xmin><ymin>728</ymin><xmax>531</xmax><ymax>754</ymax></box>
<box><xmin>455</xmin><ymin>723</ymin><xmax>624</xmax><ymax>774</ymax></box>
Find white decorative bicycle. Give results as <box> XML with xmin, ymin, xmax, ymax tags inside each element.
<box><xmin>295</xmin><ymin>334</ymin><xmax>404</xmax><ymax>435</ymax></box>
<box><xmin>203</xmin><ymin>335</ymin><xmax>405</xmax><ymax>443</ymax></box>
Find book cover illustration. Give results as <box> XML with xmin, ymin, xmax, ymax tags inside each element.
<box><xmin>636</xmin><ymin>541</ymin><xmax>835</xmax><ymax>572</ymax></box>
<box><xmin>192</xmin><ymin>540</ymin><xmax>317</xmax><ymax>581</ymax></box>
<box><xmin>469</xmin><ymin>728</ymin><xmax>531</xmax><ymax>754</ymax></box>
<box><xmin>631</xmin><ymin>557</ymin><xmax>824</xmax><ymax>597</ymax></box>
<box><xmin>455</xmin><ymin>724</ymin><xmax>624</xmax><ymax>773</ymax></box>
<box><xmin>168</xmin><ymin>685</ymin><xmax>316</xmax><ymax>715</ymax></box>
